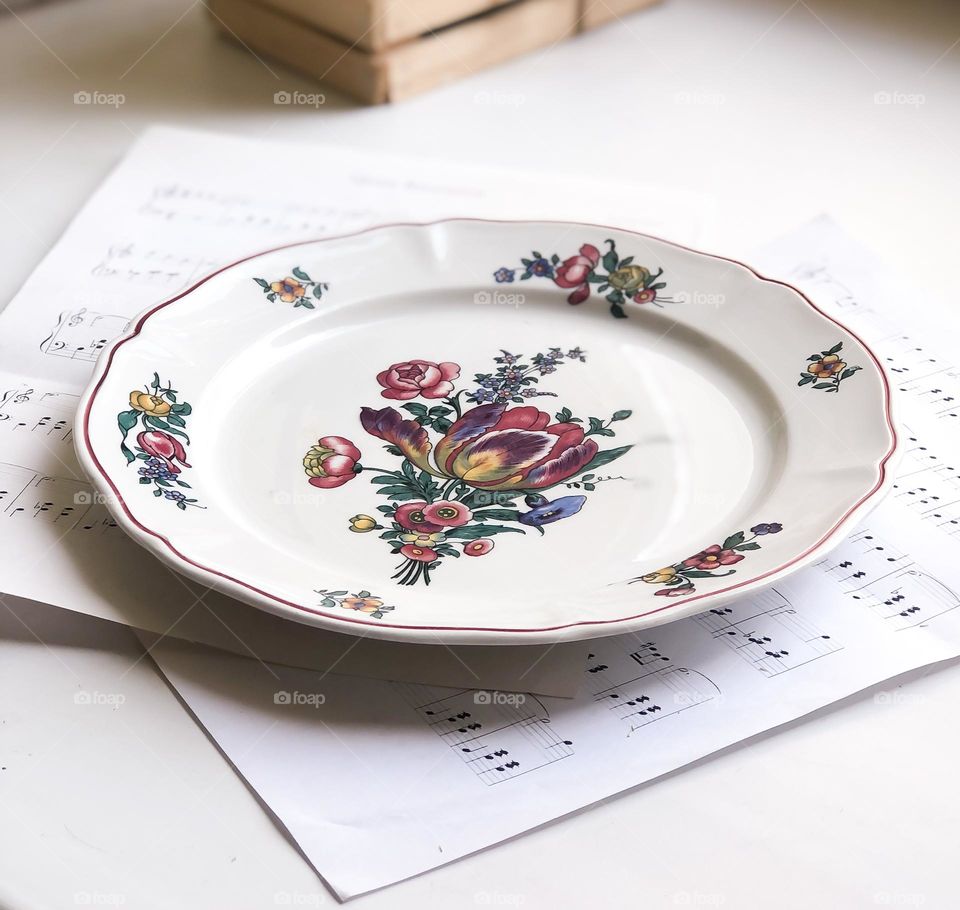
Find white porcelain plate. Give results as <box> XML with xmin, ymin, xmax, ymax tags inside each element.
<box><xmin>77</xmin><ymin>220</ymin><xmax>898</xmax><ymax>644</ymax></box>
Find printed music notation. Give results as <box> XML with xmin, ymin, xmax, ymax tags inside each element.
<box><xmin>890</xmin><ymin>432</ymin><xmax>960</xmax><ymax>540</ymax></box>
<box><xmin>0</xmin><ymin>462</ymin><xmax>117</xmax><ymax>535</ymax></box>
<box><xmin>39</xmin><ymin>309</ymin><xmax>129</xmax><ymax>364</ymax></box>
<box><xmin>584</xmin><ymin>639</ymin><xmax>719</xmax><ymax>729</ymax></box>
<box><xmin>881</xmin><ymin>334</ymin><xmax>960</xmax><ymax>424</ymax></box>
<box><xmin>819</xmin><ymin>528</ymin><xmax>960</xmax><ymax>630</ymax></box>
<box><xmin>0</xmin><ymin>385</ymin><xmax>78</xmax><ymax>444</ymax></box>
<box><xmin>393</xmin><ymin>683</ymin><xmax>575</xmax><ymax>785</ymax></box>
<box><xmin>695</xmin><ymin>588</ymin><xmax>841</xmax><ymax>675</ymax></box>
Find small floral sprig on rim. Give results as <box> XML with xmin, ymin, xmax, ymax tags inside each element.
<box><xmin>315</xmin><ymin>588</ymin><xmax>396</xmax><ymax>619</ymax></box>
<box><xmin>253</xmin><ymin>266</ymin><xmax>328</xmax><ymax>309</ymax></box>
<box><xmin>798</xmin><ymin>342</ymin><xmax>861</xmax><ymax>392</ymax></box>
<box><xmin>631</xmin><ymin>523</ymin><xmax>783</xmax><ymax>596</ymax></box>
<box><xmin>466</xmin><ymin>347</ymin><xmax>587</xmax><ymax>405</ymax></box>
<box><xmin>118</xmin><ymin>374</ymin><xmax>200</xmax><ymax>509</ymax></box>
<box><xmin>495</xmin><ymin>239</ymin><xmax>672</xmax><ymax>319</ymax></box>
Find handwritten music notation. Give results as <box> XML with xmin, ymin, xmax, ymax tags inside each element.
<box><xmin>393</xmin><ymin>683</ymin><xmax>575</xmax><ymax>785</ymax></box>
<box><xmin>90</xmin><ymin>242</ymin><xmax>221</xmax><ymax>291</ymax></box>
<box><xmin>819</xmin><ymin>528</ymin><xmax>960</xmax><ymax>630</ymax></box>
<box><xmin>584</xmin><ymin>639</ymin><xmax>719</xmax><ymax>729</ymax></box>
<box><xmin>139</xmin><ymin>183</ymin><xmax>379</xmax><ymax>239</ymax></box>
<box><xmin>694</xmin><ymin>588</ymin><xmax>841</xmax><ymax>676</ymax></box>
<box><xmin>39</xmin><ymin>309</ymin><xmax>129</xmax><ymax>364</ymax></box>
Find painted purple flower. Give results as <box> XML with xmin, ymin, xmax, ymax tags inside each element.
<box><xmin>518</xmin><ymin>493</ymin><xmax>587</xmax><ymax>527</ymax></box>
<box><xmin>527</xmin><ymin>257</ymin><xmax>554</xmax><ymax>278</ymax></box>
<box><xmin>750</xmin><ymin>522</ymin><xmax>783</xmax><ymax>535</ymax></box>
<box><xmin>494</xmin><ymin>268</ymin><xmax>515</xmax><ymax>283</ymax></box>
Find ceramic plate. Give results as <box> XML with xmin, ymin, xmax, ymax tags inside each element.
<box><xmin>77</xmin><ymin>220</ymin><xmax>897</xmax><ymax>644</ymax></box>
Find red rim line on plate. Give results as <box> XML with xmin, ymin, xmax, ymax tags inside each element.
<box><xmin>81</xmin><ymin>219</ymin><xmax>899</xmax><ymax>636</ymax></box>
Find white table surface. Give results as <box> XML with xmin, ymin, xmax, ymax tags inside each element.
<box><xmin>1</xmin><ymin>0</ymin><xmax>958</xmax><ymax>907</ymax></box>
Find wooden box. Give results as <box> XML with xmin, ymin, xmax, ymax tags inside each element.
<box><xmin>209</xmin><ymin>0</ymin><xmax>659</xmax><ymax>104</ymax></box>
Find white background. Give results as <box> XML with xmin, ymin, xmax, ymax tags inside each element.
<box><xmin>1</xmin><ymin>0</ymin><xmax>958</xmax><ymax>907</ymax></box>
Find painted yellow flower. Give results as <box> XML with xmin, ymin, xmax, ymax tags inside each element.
<box><xmin>607</xmin><ymin>264</ymin><xmax>650</xmax><ymax>293</ymax></box>
<box><xmin>341</xmin><ymin>596</ymin><xmax>384</xmax><ymax>614</ymax></box>
<box><xmin>348</xmin><ymin>514</ymin><xmax>378</xmax><ymax>533</ymax></box>
<box><xmin>641</xmin><ymin>566</ymin><xmax>677</xmax><ymax>584</ymax></box>
<box><xmin>807</xmin><ymin>354</ymin><xmax>846</xmax><ymax>380</ymax></box>
<box><xmin>400</xmin><ymin>530</ymin><xmax>446</xmax><ymax>547</ymax></box>
<box><xmin>270</xmin><ymin>277</ymin><xmax>306</xmax><ymax>303</ymax></box>
<box><xmin>129</xmin><ymin>391</ymin><xmax>171</xmax><ymax>416</ymax></box>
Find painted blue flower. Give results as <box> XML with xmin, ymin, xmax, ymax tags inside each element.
<box><xmin>494</xmin><ymin>268</ymin><xmax>515</xmax><ymax>283</ymax></box>
<box><xmin>164</xmin><ymin>490</ymin><xmax>187</xmax><ymax>502</ymax></box>
<box><xmin>528</xmin><ymin>258</ymin><xmax>554</xmax><ymax>278</ymax></box>
<box><xmin>518</xmin><ymin>494</ymin><xmax>587</xmax><ymax>527</ymax></box>
<box><xmin>750</xmin><ymin>522</ymin><xmax>782</xmax><ymax>535</ymax></box>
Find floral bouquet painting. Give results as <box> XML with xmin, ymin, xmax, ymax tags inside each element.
<box><xmin>303</xmin><ymin>346</ymin><xmax>633</xmax><ymax>587</ymax></box>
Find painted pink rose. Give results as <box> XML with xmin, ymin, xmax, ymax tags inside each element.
<box><xmin>553</xmin><ymin>243</ymin><xmax>600</xmax><ymax>306</ymax></box>
<box><xmin>377</xmin><ymin>360</ymin><xmax>460</xmax><ymax>401</ymax></box>
<box><xmin>137</xmin><ymin>430</ymin><xmax>190</xmax><ymax>474</ymax></box>
<box><xmin>682</xmin><ymin>544</ymin><xmax>744</xmax><ymax>571</ymax></box>
<box><xmin>303</xmin><ymin>436</ymin><xmax>361</xmax><ymax>489</ymax></box>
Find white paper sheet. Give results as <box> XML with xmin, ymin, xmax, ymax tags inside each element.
<box><xmin>0</xmin><ymin>124</ymin><xmax>703</xmax><ymax>693</ymax></box>
<box><xmin>146</xmin><ymin>219</ymin><xmax>960</xmax><ymax>900</ymax></box>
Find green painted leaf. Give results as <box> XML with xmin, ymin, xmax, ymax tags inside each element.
<box><xmin>403</xmin><ymin>403</ymin><xmax>428</xmax><ymax>416</ymax></box>
<box><xmin>292</xmin><ymin>266</ymin><xmax>310</xmax><ymax>281</ymax></box>
<box><xmin>736</xmin><ymin>542</ymin><xmax>761</xmax><ymax>551</ymax></box>
<box><xmin>602</xmin><ymin>250</ymin><xmax>618</xmax><ymax>272</ymax></box>
<box><xmin>611</xmin><ymin>410</ymin><xmax>632</xmax><ymax>421</ymax></box>
<box><xmin>118</xmin><ymin>409</ymin><xmax>139</xmax><ymax>433</ymax></box>
<box><xmin>312</xmin><ymin>283</ymin><xmax>324</xmax><ymax>299</ymax></box>
<box><xmin>445</xmin><ymin>525</ymin><xmax>524</xmax><ymax>540</ymax></box>
<box><xmin>471</xmin><ymin>508</ymin><xmax>521</xmax><ymax>522</ymax></box>
<box><xmin>723</xmin><ymin>531</ymin><xmax>745</xmax><ymax>549</ymax></box>
<box><xmin>827</xmin><ymin>342</ymin><xmax>843</xmax><ymax>355</ymax></box>
<box><xmin>813</xmin><ymin>382</ymin><xmax>837</xmax><ymax>390</ymax></box>
<box><xmin>253</xmin><ymin>277</ymin><xmax>269</xmax><ymax>289</ymax></box>
<box><xmin>578</xmin><ymin>445</ymin><xmax>632</xmax><ymax>474</ymax></box>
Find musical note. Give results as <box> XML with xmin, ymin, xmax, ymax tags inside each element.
<box><xmin>394</xmin><ymin>683</ymin><xmax>575</xmax><ymax>785</ymax></box>
<box><xmin>39</xmin><ymin>309</ymin><xmax>129</xmax><ymax>363</ymax></box>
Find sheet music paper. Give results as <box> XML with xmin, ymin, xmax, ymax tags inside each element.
<box><xmin>0</xmin><ymin>124</ymin><xmax>704</xmax><ymax>693</ymax></box>
<box><xmin>146</xmin><ymin>219</ymin><xmax>960</xmax><ymax>900</ymax></box>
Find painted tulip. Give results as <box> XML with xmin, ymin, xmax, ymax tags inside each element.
<box><xmin>641</xmin><ymin>567</ymin><xmax>677</xmax><ymax>585</ymax></box>
<box><xmin>376</xmin><ymin>360</ymin><xmax>460</xmax><ymax>401</ymax></box>
<box><xmin>359</xmin><ymin>403</ymin><xmax>601</xmax><ymax>493</ymax></box>
<box><xmin>348</xmin><ymin>514</ymin><xmax>378</xmax><ymax>533</ymax></box>
<box><xmin>303</xmin><ymin>436</ymin><xmax>361</xmax><ymax>489</ymax></box>
<box><xmin>553</xmin><ymin>243</ymin><xmax>600</xmax><ymax>305</ymax></box>
<box><xmin>136</xmin><ymin>430</ymin><xmax>190</xmax><ymax>474</ymax></box>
